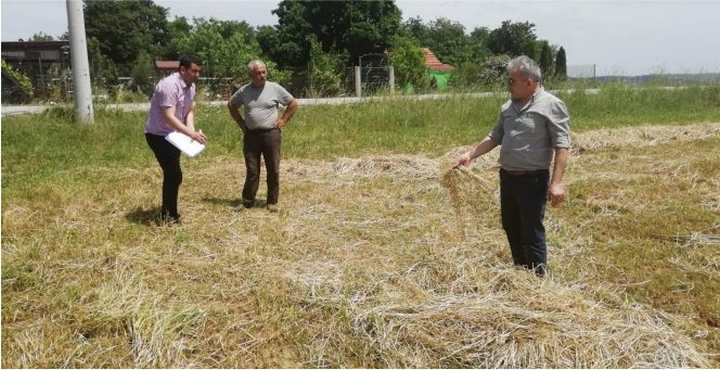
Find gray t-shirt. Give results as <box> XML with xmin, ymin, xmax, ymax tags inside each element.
<box><xmin>229</xmin><ymin>82</ymin><xmax>294</xmax><ymax>131</ymax></box>
<box><xmin>489</xmin><ymin>88</ymin><xmax>571</xmax><ymax>171</ymax></box>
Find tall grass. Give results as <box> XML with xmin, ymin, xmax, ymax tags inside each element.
<box><xmin>4</xmin><ymin>85</ymin><xmax>720</xmax><ymax>197</ymax></box>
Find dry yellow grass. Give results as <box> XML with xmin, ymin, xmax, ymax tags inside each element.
<box><xmin>2</xmin><ymin>123</ymin><xmax>719</xmax><ymax>367</ymax></box>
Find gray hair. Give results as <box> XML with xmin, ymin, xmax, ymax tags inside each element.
<box><xmin>507</xmin><ymin>55</ymin><xmax>542</xmax><ymax>82</ymax></box>
<box><xmin>247</xmin><ymin>60</ymin><xmax>266</xmax><ymax>73</ymax></box>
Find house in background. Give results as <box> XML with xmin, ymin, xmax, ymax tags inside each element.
<box><xmin>154</xmin><ymin>60</ymin><xmax>179</xmax><ymax>76</ymax></box>
<box><xmin>1</xmin><ymin>40</ymin><xmax>70</xmax><ymax>70</ymax></box>
<box><xmin>421</xmin><ymin>48</ymin><xmax>454</xmax><ymax>90</ymax></box>
<box><xmin>1</xmin><ymin>40</ymin><xmax>70</xmax><ymax>101</ymax></box>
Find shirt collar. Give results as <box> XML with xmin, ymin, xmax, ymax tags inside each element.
<box><xmin>533</xmin><ymin>86</ymin><xmax>545</xmax><ymax>101</ymax></box>
<box><xmin>173</xmin><ymin>72</ymin><xmax>190</xmax><ymax>89</ymax></box>
<box><xmin>514</xmin><ymin>86</ymin><xmax>544</xmax><ymax>112</ymax></box>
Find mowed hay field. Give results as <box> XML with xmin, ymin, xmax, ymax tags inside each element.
<box><xmin>2</xmin><ymin>87</ymin><xmax>720</xmax><ymax>367</ymax></box>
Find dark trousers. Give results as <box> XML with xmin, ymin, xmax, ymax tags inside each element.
<box><xmin>146</xmin><ymin>133</ymin><xmax>182</xmax><ymax>220</ymax></box>
<box><xmin>499</xmin><ymin>169</ymin><xmax>550</xmax><ymax>276</ymax></box>
<box><xmin>242</xmin><ymin>128</ymin><xmax>281</xmax><ymax>205</ymax></box>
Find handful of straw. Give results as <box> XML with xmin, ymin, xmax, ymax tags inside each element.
<box><xmin>441</xmin><ymin>165</ymin><xmax>496</xmax><ymax>239</ymax></box>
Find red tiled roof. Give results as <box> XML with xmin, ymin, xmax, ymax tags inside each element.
<box><xmin>421</xmin><ymin>48</ymin><xmax>454</xmax><ymax>72</ymax></box>
<box><xmin>155</xmin><ymin>60</ymin><xmax>179</xmax><ymax>70</ymax></box>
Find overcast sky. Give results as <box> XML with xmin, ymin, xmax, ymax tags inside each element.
<box><xmin>2</xmin><ymin>0</ymin><xmax>719</xmax><ymax>76</ymax></box>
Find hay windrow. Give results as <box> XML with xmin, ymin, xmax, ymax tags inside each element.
<box><xmin>573</xmin><ymin>122</ymin><xmax>720</xmax><ymax>152</ymax></box>
<box><xmin>352</xmin><ymin>281</ymin><xmax>711</xmax><ymax>368</ymax></box>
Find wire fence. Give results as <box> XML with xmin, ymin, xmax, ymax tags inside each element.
<box><xmin>5</xmin><ymin>61</ymin><xmax>720</xmax><ymax>105</ymax></box>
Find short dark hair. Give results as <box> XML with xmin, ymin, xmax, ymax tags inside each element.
<box><xmin>178</xmin><ymin>54</ymin><xmax>202</xmax><ymax>69</ymax></box>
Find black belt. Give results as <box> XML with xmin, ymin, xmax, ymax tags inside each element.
<box><xmin>501</xmin><ymin>168</ymin><xmax>548</xmax><ymax>176</ymax></box>
<box><xmin>246</xmin><ymin>127</ymin><xmax>278</xmax><ymax>134</ymax></box>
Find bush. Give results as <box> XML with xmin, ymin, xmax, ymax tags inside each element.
<box><xmin>1</xmin><ymin>60</ymin><xmax>33</xmax><ymax>103</ymax></box>
<box><xmin>390</xmin><ymin>35</ymin><xmax>430</xmax><ymax>92</ymax></box>
<box><xmin>449</xmin><ymin>54</ymin><xmax>510</xmax><ymax>90</ymax></box>
<box><xmin>305</xmin><ymin>37</ymin><xmax>346</xmax><ymax>97</ymax></box>
<box><xmin>129</xmin><ymin>51</ymin><xmax>155</xmax><ymax>96</ymax></box>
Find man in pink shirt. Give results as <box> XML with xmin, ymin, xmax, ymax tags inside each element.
<box><xmin>144</xmin><ymin>54</ymin><xmax>207</xmax><ymax>224</ymax></box>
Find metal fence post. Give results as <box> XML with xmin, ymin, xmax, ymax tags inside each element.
<box><xmin>354</xmin><ymin>66</ymin><xmax>361</xmax><ymax>98</ymax></box>
<box><xmin>388</xmin><ymin>66</ymin><xmax>395</xmax><ymax>94</ymax></box>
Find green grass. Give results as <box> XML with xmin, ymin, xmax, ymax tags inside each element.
<box><xmin>3</xmin><ymin>85</ymin><xmax>720</xmax><ymax>198</ymax></box>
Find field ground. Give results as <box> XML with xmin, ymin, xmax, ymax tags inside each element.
<box><xmin>2</xmin><ymin>109</ymin><xmax>719</xmax><ymax>366</ymax></box>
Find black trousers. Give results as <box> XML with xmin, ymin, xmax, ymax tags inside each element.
<box><xmin>499</xmin><ymin>169</ymin><xmax>550</xmax><ymax>276</ymax></box>
<box><xmin>242</xmin><ymin>128</ymin><xmax>281</xmax><ymax>205</ymax></box>
<box><xmin>146</xmin><ymin>133</ymin><xmax>182</xmax><ymax>220</ymax></box>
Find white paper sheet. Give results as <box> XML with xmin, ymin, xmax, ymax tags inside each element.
<box><xmin>164</xmin><ymin>131</ymin><xmax>206</xmax><ymax>157</ymax></box>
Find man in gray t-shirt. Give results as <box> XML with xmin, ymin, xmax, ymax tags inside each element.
<box><xmin>455</xmin><ymin>56</ymin><xmax>571</xmax><ymax>277</ymax></box>
<box><xmin>228</xmin><ymin>60</ymin><xmax>299</xmax><ymax>212</ymax></box>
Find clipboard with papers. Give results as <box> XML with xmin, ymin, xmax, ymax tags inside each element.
<box><xmin>164</xmin><ymin>131</ymin><xmax>206</xmax><ymax>157</ymax></box>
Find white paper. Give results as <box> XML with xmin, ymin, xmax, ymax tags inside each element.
<box><xmin>164</xmin><ymin>131</ymin><xmax>206</xmax><ymax>157</ymax></box>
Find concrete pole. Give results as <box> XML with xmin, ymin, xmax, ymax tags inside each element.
<box><xmin>388</xmin><ymin>66</ymin><xmax>395</xmax><ymax>94</ymax></box>
<box><xmin>66</xmin><ymin>0</ymin><xmax>93</xmax><ymax>123</ymax></box>
<box><xmin>354</xmin><ymin>66</ymin><xmax>361</xmax><ymax>98</ymax></box>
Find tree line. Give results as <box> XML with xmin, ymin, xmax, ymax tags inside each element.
<box><xmin>27</xmin><ymin>0</ymin><xmax>568</xmax><ymax>98</ymax></box>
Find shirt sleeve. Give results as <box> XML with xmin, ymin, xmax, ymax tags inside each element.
<box><xmin>547</xmin><ymin>100</ymin><xmax>571</xmax><ymax>148</ymax></box>
<box><xmin>274</xmin><ymin>84</ymin><xmax>294</xmax><ymax>106</ymax></box>
<box><xmin>229</xmin><ymin>88</ymin><xmax>243</xmax><ymax>108</ymax></box>
<box><xmin>157</xmin><ymin>83</ymin><xmax>178</xmax><ymax>108</ymax></box>
<box><xmin>488</xmin><ymin>112</ymin><xmax>504</xmax><ymax>145</ymax></box>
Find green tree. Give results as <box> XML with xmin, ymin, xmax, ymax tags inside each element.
<box><xmin>130</xmin><ymin>51</ymin><xmax>155</xmax><ymax>96</ymax></box>
<box><xmin>266</xmin><ymin>0</ymin><xmax>402</xmax><ymax>69</ymax></box>
<box><xmin>30</xmin><ymin>32</ymin><xmax>54</xmax><ymax>41</ymax></box>
<box><xmin>389</xmin><ymin>35</ymin><xmax>429</xmax><ymax>91</ymax></box>
<box><xmin>537</xmin><ymin>40</ymin><xmax>554</xmax><ymax>79</ymax></box>
<box><xmin>83</xmin><ymin>0</ymin><xmax>169</xmax><ymax>74</ymax></box>
<box><xmin>306</xmin><ymin>37</ymin><xmax>346</xmax><ymax>97</ymax></box>
<box><xmin>468</xmin><ymin>27</ymin><xmax>491</xmax><ymax>62</ymax></box>
<box><xmin>426</xmin><ymin>18</ymin><xmax>471</xmax><ymax>65</ymax></box>
<box><xmin>162</xmin><ymin>16</ymin><xmax>193</xmax><ymax>58</ymax></box>
<box><xmin>87</xmin><ymin>37</ymin><xmax>119</xmax><ymax>89</ymax></box>
<box><xmin>554</xmin><ymin>46</ymin><xmax>567</xmax><ymax>80</ymax></box>
<box><xmin>260</xmin><ymin>1</ymin><xmax>309</xmax><ymax>69</ymax></box>
<box><xmin>401</xmin><ymin>16</ymin><xmax>430</xmax><ymax>43</ymax></box>
<box><xmin>487</xmin><ymin>20</ymin><xmax>537</xmax><ymax>58</ymax></box>
<box><xmin>175</xmin><ymin>18</ymin><xmax>260</xmax><ymax>78</ymax></box>
<box><xmin>174</xmin><ymin>18</ymin><xmax>290</xmax><ymax>86</ymax></box>
<box><xmin>401</xmin><ymin>17</ymin><xmax>475</xmax><ymax>66</ymax></box>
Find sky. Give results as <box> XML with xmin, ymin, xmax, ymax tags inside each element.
<box><xmin>2</xmin><ymin>0</ymin><xmax>719</xmax><ymax>76</ymax></box>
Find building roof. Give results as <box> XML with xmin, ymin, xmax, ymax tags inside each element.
<box><xmin>1</xmin><ymin>41</ymin><xmax>69</xmax><ymax>62</ymax></box>
<box><xmin>421</xmin><ymin>48</ymin><xmax>454</xmax><ymax>72</ymax></box>
<box><xmin>155</xmin><ymin>60</ymin><xmax>179</xmax><ymax>70</ymax></box>
<box><xmin>1</xmin><ymin>40</ymin><xmax>69</xmax><ymax>50</ymax></box>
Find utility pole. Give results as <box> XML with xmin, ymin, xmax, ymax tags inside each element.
<box><xmin>66</xmin><ymin>0</ymin><xmax>93</xmax><ymax>124</ymax></box>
